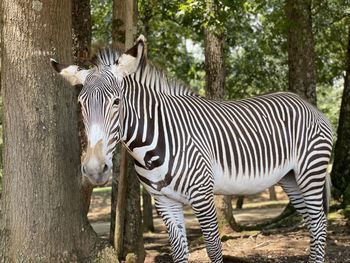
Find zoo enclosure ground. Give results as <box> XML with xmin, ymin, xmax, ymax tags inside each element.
<box><xmin>88</xmin><ymin>187</ymin><xmax>350</xmax><ymax>263</ymax></box>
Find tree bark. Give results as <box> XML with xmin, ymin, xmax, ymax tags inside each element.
<box><xmin>72</xmin><ymin>0</ymin><xmax>91</xmax><ymax>67</ymax></box>
<box><xmin>285</xmin><ymin>0</ymin><xmax>317</xmax><ymax>105</ymax></box>
<box><xmin>283</xmin><ymin>0</ymin><xmax>317</xmax><ymax>219</ymax></box>
<box><xmin>0</xmin><ymin>1</ymin><xmax>99</xmax><ymax>261</ymax></box>
<box><xmin>236</xmin><ymin>196</ymin><xmax>244</xmax><ymax>209</ymax></box>
<box><xmin>331</xmin><ymin>26</ymin><xmax>350</xmax><ymax>207</ymax></box>
<box><xmin>204</xmin><ymin>0</ymin><xmax>239</xmax><ymax>232</ymax></box>
<box><xmin>269</xmin><ymin>186</ymin><xmax>277</xmax><ymax>201</ymax></box>
<box><xmin>142</xmin><ymin>186</ymin><xmax>155</xmax><ymax>232</ymax></box>
<box><xmin>215</xmin><ymin>196</ymin><xmax>241</xmax><ymax>232</ymax></box>
<box><xmin>110</xmin><ymin>0</ymin><xmax>145</xmax><ymax>261</ymax></box>
<box><xmin>112</xmin><ymin>0</ymin><xmax>126</xmax><ymax>50</ymax></box>
<box><xmin>72</xmin><ymin>0</ymin><xmax>94</xmax><ymax>216</ymax></box>
<box><xmin>204</xmin><ymin>28</ymin><xmax>226</xmax><ymax>99</ymax></box>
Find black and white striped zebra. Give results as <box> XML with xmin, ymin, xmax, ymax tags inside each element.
<box><xmin>51</xmin><ymin>36</ymin><xmax>333</xmax><ymax>263</ymax></box>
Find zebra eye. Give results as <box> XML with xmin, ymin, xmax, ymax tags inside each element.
<box><xmin>113</xmin><ymin>98</ymin><xmax>120</xmax><ymax>106</ymax></box>
<box><xmin>77</xmin><ymin>66</ymin><xmax>83</xmax><ymax>71</ymax></box>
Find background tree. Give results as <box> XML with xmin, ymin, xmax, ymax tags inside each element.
<box><xmin>285</xmin><ymin>0</ymin><xmax>317</xmax><ymax>105</ymax></box>
<box><xmin>110</xmin><ymin>0</ymin><xmax>145</xmax><ymax>261</ymax></box>
<box><xmin>0</xmin><ymin>1</ymin><xmax>99</xmax><ymax>261</ymax></box>
<box><xmin>280</xmin><ymin>0</ymin><xmax>317</xmax><ymax>218</ymax></box>
<box><xmin>72</xmin><ymin>0</ymin><xmax>94</xmax><ymax>215</ymax></box>
<box><xmin>332</xmin><ymin>25</ymin><xmax>350</xmax><ymax>207</ymax></box>
<box><xmin>201</xmin><ymin>0</ymin><xmax>240</xmax><ymax>232</ymax></box>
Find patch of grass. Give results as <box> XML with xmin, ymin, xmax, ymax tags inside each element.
<box><xmin>328</xmin><ymin>210</ymin><xmax>344</xmax><ymax>221</ymax></box>
<box><xmin>93</xmin><ymin>186</ymin><xmax>112</xmax><ymax>194</ymax></box>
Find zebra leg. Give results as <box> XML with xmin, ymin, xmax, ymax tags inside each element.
<box><xmin>293</xmin><ymin>167</ymin><xmax>328</xmax><ymax>263</ymax></box>
<box><xmin>190</xmin><ymin>193</ymin><xmax>223</xmax><ymax>263</ymax></box>
<box><xmin>154</xmin><ymin>197</ymin><xmax>189</xmax><ymax>263</ymax></box>
<box><xmin>279</xmin><ymin>171</ymin><xmax>309</xmax><ymax>223</ymax></box>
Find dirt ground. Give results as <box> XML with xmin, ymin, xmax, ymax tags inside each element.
<box><xmin>88</xmin><ymin>187</ymin><xmax>350</xmax><ymax>263</ymax></box>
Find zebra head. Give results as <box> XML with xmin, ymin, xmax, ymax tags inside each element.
<box><xmin>50</xmin><ymin>49</ymin><xmax>124</xmax><ymax>186</ymax></box>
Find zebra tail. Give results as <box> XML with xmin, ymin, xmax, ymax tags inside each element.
<box><xmin>323</xmin><ymin>172</ymin><xmax>331</xmax><ymax>215</ymax></box>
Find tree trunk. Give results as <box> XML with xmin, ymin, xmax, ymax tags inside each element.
<box><xmin>110</xmin><ymin>0</ymin><xmax>145</xmax><ymax>261</ymax></box>
<box><xmin>236</xmin><ymin>196</ymin><xmax>244</xmax><ymax>209</ymax></box>
<box><xmin>215</xmin><ymin>196</ymin><xmax>240</xmax><ymax>232</ymax></box>
<box><xmin>0</xmin><ymin>1</ymin><xmax>99</xmax><ymax>261</ymax></box>
<box><xmin>142</xmin><ymin>186</ymin><xmax>155</xmax><ymax>232</ymax></box>
<box><xmin>72</xmin><ymin>0</ymin><xmax>91</xmax><ymax>67</ymax></box>
<box><xmin>285</xmin><ymin>0</ymin><xmax>317</xmax><ymax>105</ymax></box>
<box><xmin>269</xmin><ymin>186</ymin><xmax>277</xmax><ymax>201</ymax></box>
<box><xmin>204</xmin><ymin>29</ymin><xmax>226</xmax><ymax>99</ymax></box>
<box><xmin>112</xmin><ymin>0</ymin><xmax>126</xmax><ymax>50</ymax></box>
<box><xmin>72</xmin><ymin>0</ymin><xmax>94</xmax><ymax>216</ymax></box>
<box><xmin>204</xmin><ymin>0</ymin><xmax>239</xmax><ymax>232</ymax></box>
<box><xmin>283</xmin><ymin>0</ymin><xmax>317</xmax><ymax>219</ymax></box>
<box><xmin>331</xmin><ymin>26</ymin><xmax>350</xmax><ymax>207</ymax></box>
<box><xmin>110</xmin><ymin>0</ymin><xmax>127</xmax><ymax>243</ymax></box>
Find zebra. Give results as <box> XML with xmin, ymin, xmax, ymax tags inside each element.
<box><xmin>51</xmin><ymin>36</ymin><xmax>333</xmax><ymax>263</ymax></box>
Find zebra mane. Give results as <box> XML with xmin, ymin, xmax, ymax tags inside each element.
<box><xmin>138</xmin><ymin>59</ymin><xmax>198</xmax><ymax>97</ymax></box>
<box><xmin>90</xmin><ymin>47</ymin><xmax>121</xmax><ymax>67</ymax></box>
<box><xmin>89</xmin><ymin>47</ymin><xmax>198</xmax><ymax>96</ymax></box>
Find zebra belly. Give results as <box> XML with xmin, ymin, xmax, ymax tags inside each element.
<box><xmin>212</xmin><ymin>162</ymin><xmax>294</xmax><ymax>195</ymax></box>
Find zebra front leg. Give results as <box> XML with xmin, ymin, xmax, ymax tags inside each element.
<box><xmin>190</xmin><ymin>193</ymin><xmax>223</xmax><ymax>263</ymax></box>
<box><xmin>154</xmin><ymin>197</ymin><xmax>189</xmax><ymax>263</ymax></box>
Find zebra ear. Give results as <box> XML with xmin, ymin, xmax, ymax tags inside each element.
<box><xmin>114</xmin><ymin>36</ymin><xmax>145</xmax><ymax>78</ymax></box>
<box><xmin>50</xmin><ymin>59</ymin><xmax>89</xmax><ymax>86</ymax></box>
<box><xmin>125</xmin><ymin>35</ymin><xmax>146</xmax><ymax>59</ymax></box>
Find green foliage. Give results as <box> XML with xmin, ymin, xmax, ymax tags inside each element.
<box><xmin>91</xmin><ymin>0</ymin><xmax>112</xmax><ymax>44</ymax></box>
<box><xmin>226</xmin><ymin>0</ymin><xmax>288</xmax><ymax>99</ymax></box>
<box><xmin>138</xmin><ymin>0</ymin><xmax>205</xmax><ymax>91</ymax></box>
<box><xmin>313</xmin><ymin>0</ymin><xmax>350</xmax><ymax>86</ymax></box>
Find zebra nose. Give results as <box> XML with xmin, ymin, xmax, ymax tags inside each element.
<box><xmin>81</xmin><ymin>163</ymin><xmax>109</xmax><ymax>176</ymax></box>
<box><xmin>81</xmin><ymin>163</ymin><xmax>111</xmax><ymax>186</ymax></box>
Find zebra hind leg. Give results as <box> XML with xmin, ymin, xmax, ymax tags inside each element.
<box><xmin>294</xmin><ymin>167</ymin><xmax>328</xmax><ymax>263</ymax></box>
<box><xmin>279</xmin><ymin>171</ymin><xmax>310</xmax><ymax>225</ymax></box>
<box><xmin>154</xmin><ymin>197</ymin><xmax>189</xmax><ymax>263</ymax></box>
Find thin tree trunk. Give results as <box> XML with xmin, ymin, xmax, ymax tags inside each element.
<box><xmin>0</xmin><ymin>1</ymin><xmax>99</xmax><ymax>261</ymax></box>
<box><xmin>72</xmin><ymin>0</ymin><xmax>94</xmax><ymax>216</ymax></box>
<box><xmin>110</xmin><ymin>0</ymin><xmax>126</xmax><ymax>246</ymax></box>
<box><xmin>269</xmin><ymin>186</ymin><xmax>277</xmax><ymax>201</ymax></box>
<box><xmin>215</xmin><ymin>196</ymin><xmax>241</xmax><ymax>232</ymax></box>
<box><xmin>142</xmin><ymin>186</ymin><xmax>155</xmax><ymax>232</ymax></box>
<box><xmin>236</xmin><ymin>196</ymin><xmax>244</xmax><ymax>209</ymax></box>
<box><xmin>331</xmin><ymin>26</ymin><xmax>350</xmax><ymax>207</ymax></box>
<box><xmin>114</xmin><ymin>148</ymin><xmax>128</xmax><ymax>257</ymax></box>
<box><xmin>111</xmin><ymin>0</ymin><xmax>145</xmax><ymax>261</ymax></box>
